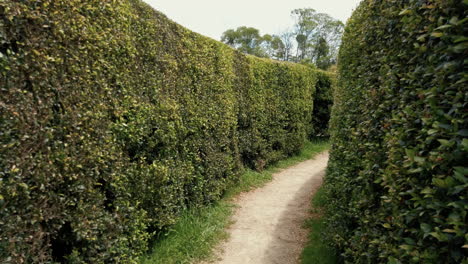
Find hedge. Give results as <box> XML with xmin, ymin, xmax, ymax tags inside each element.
<box><xmin>0</xmin><ymin>0</ymin><xmax>330</xmax><ymax>262</ymax></box>
<box><xmin>310</xmin><ymin>70</ymin><xmax>335</xmax><ymax>138</ymax></box>
<box><xmin>325</xmin><ymin>0</ymin><xmax>467</xmax><ymax>263</ymax></box>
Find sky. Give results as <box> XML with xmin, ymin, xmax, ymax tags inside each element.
<box><xmin>142</xmin><ymin>0</ymin><xmax>363</xmax><ymax>41</ymax></box>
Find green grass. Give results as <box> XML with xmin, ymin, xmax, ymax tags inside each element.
<box><xmin>300</xmin><ymin>187</ymin><xmax>338</xmax><ymax>264</ymax></box>
<box><xmin>139</xmin><ymin>201</ymin><xmax>233</xmax><ymax>264</ymax></box>
<box><xmin>140</xmin><ymin>139</ymin><xmax>330</xmax><ymax>264</ymax></box>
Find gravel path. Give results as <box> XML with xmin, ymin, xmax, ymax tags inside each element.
<box><xmin>206</xmin><ymin>151</ymin><xmax>329</xmax><ymax>264</ymax></box>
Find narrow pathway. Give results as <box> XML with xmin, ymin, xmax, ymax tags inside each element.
<box><xmin>207</xmin><ymin>151</ymin><xmax>329</xmax><ymax>264</ymax></box>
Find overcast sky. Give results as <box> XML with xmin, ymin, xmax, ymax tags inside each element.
<box><xmin>142</xmin><ymin>0</ymin><xmax>362</xmax><ymax>41</ymax></box>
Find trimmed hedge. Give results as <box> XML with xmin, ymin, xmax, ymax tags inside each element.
<box><xmin>310</xmin><ymin>70</ymin><xmax>335</xmax><ymax>138</ymax></box>
<box><xmin>325</xmin><ymin>0</ymin><xmax>467</xmax><ymax>263</ymax></box>
<box><xmin>235</xmin><ymin>56</ymin><xmax>318</xmax><ymax>170</ymax></box>
<box><xmin>0</xmin><ymin>0</ymin><xmax>329</xmax><ymax>262</ymax></box>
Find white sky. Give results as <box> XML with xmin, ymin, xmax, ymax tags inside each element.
<box><xmin>142</xmin><ymin>0</ymin><xmax>363</xmax><ymax>41</ymax></box>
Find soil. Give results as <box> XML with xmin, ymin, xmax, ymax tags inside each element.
<box><xmin>204</xmin><ymin>151</ymin><xmax>329</xmax><ymax>264</ymax></box>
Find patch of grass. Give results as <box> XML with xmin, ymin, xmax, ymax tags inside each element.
<box><xmin>139</xmin><ymin>201</ymin><xmax>233</xmax><ymax>264</ymax></box>
<box><xmin>311</xmin><ymin>185</ymin><xmax>328</xmax><ymax>208</ymax></box>
<box><xmin>140</xmin><ymin>139</ymin><xmax>329</xmax><ymax>264</ymax></box>
<box><xmin>300</xmin><ymin>187</ymin><xmax>338</xmax><ymax>264</ymax></box>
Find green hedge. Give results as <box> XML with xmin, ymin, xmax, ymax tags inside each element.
<box><xmin>0</xmin><ymin>0</ymin><xmax>329</xmax><ymax>262</ymax></box>
<box><xmin>310</xmin><ymin>70</ymin><xmax>335</xmax><ymax>138</ymax></box>
<box><xmin>325</xmin><ymin>0</ymin><xmax>467</xmax><ymax>263</ymax></box>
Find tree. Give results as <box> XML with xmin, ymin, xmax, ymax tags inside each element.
<box><xmin>221</xmin><ymin>26</ymin><xmax>268</xmax><ymax>57</ymax></box>
<box><xmin>291</xmin><ymin>8</ymin><xmax>344</xmax><ymax>67</ymax></box>
<box><xmin>221</xmin><ymin>27</ymin><xmax>287</xmax><ymax>60</ymax></box>
<box><xmin>220</xmin><ymin>8</ymin><xmax>345</xmax><ymax>68</ymax></box>
<box><xmin>261</xmin><ymin>34</ymin><xmax>286</xmax><ymax>60</ymax></box>
<box><xmin>279</xmin><ymin>31</ymin><xmax>295</xmax><ymax>61</ymax></box>
<box><xmin>291</xmin><ymin>8</ymin><xmax>319</xmax><ymax>61</ymax></box>
<box><xmin>312</xmin><ymin>37</ymin><xmax>332</xmax><ymax>69</ymax></box>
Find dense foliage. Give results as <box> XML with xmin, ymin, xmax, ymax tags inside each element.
<box><xmin>0</xmin><ymin>0</ymin><xmax>330</xmax><ymax>262</ymax></box>
<box><xmin>325</xmin><ymin>0</ymin><xmax>467</xmax><ymax>263</ymax></box>
<box><xmin>310</xmin><ymin>70</ymin><xmax>335</xmax><ymax>137</ymax></box>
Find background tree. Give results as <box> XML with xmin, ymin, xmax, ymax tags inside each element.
<box><xmin>261</xmin><ymin>34</ymin><xmax>286</xmax><ymax>60</ymax></box>
<box><xmin>291</xmin><ymin>8</ymin><xmax>344</xmax><ymax>68</ymax></box>
<box><xmin>311</xmin><ymin>36</ymin><xmax>332</xmax><ymax>69</ymax></box>
<box><xmin>221</xmin><ymin>26</ymin><xmax>269</xmax><ymax>57</ymax></box>
<box><xmin>220</xmin><ymin>8</ymin><xmax>344</xmax><ymax>70</ymax></box>
<box><xmin>291</xmin><ymin>8</ymin><xmax>319</xmax><ymax>61</ymax></box>
<box><xmin>280</xmin><ymin>31</ymin><xmax>295</xmax><ymax>61</ymax></box>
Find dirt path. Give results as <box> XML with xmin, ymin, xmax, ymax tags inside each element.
<box><xmin>206</xmin><ymin>151</ymin><xmax>329</xmax><ymax>264</ymax></box>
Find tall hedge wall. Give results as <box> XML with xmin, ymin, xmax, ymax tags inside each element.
<box><xmin>325</xmin><ymin>0</ymin><xmax>467</xmax><ymax>263</ymax></box>
<box><xmin>0</xmin><ymin>0</ymin><xmax>327</xmax><ymax>262</ymax></box>
<box><xmin>310</xmin><ymin>70</ymin><xmax>335</xmax><ymax>138</ymax></box>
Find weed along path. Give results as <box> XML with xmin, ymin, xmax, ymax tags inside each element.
<box><xmin>206</xmin><ymin>151</ymin><xmax>329</xmax><ymax>264</ymax></box>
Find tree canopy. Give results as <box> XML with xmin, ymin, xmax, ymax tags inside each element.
<box><xmin>220</xmin><ymin>8</ymin><xmax>344</xmax><ymax>70</ymax></box>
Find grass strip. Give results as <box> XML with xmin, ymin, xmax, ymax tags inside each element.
<box><xmin>300</xmin><ymin>186</ymin><xmax>338</xmax><ymax>264</ymax></box>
